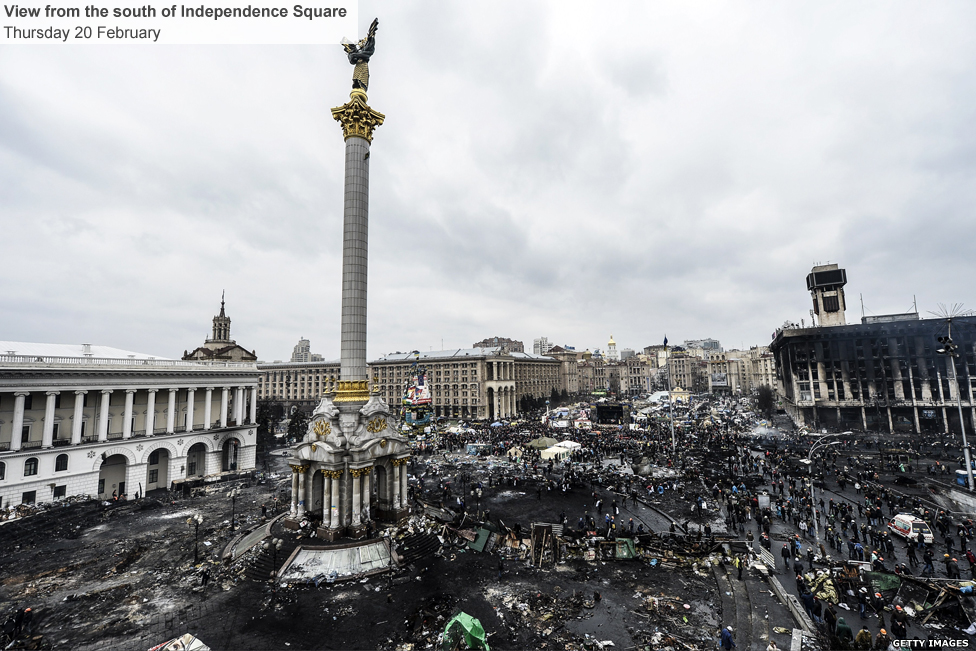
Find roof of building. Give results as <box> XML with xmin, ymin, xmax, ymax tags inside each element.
<box><xmin>0</xmin><ymin>340</ymin><xmax>167</xmax><ymax>360</ymax></box>
<box><xmin>374</xmin><ymin>347</ymin><xmax>554</xmax><ymax>362</ymax></box>
<box><xmin>257</xmin><ymin>359</ymin><xmax>340</xmax><ymax>368</ymax></box>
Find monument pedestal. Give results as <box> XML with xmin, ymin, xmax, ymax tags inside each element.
<box><xmin>347</xmin><ymin>523</ymin><xmax>367</xmax><ymax>539</ymax></box>
<box><xmin>376</xmin><ymin>506</ymin><xmax>410</xmax><ymax>524</ymax></box>
<box><xmin>282</xmin><ymin>517</ymin><xmax>302</xmax><ymax>531</ymax></box>
<box><xmin>316</xmin><ymin>526</ymin><xmax>342</xmax><ymax>542</ymax></box>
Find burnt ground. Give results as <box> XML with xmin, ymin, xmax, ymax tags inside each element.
<box><xmin>0</xmin><ymin>449</ymin><xmax>744</xmax><ymax>651</ymax></box>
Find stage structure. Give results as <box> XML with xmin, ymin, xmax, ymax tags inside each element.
<box><xmin>286</xmin><ymin>18</ymin><xmax>410</xmax><ymax>540</ymax></box>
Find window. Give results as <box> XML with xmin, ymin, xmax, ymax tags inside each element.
<box><xmin>22</xmin><ymin>491</ymin><xmax>36</xmax><ymax>505</ymax></box>
<box><xmin>54</xmin><ymin>394</ymin><xmax>62</xmax><ymax>408</ymax></box>
<box><xmin>98</xmin><ymin>478</ymin><xmax>105</xmax><ymax>494</ymax></box>
<box><xmin>54</xmin><ymin>485</ymin><xmax>66</xmax><ymax>499</ymax></box>
<box><xmin>188</xmin><ymin>460</ymin><xmax>197</xmax><ymax>475</ymax></box>
<box><xmin>80</xmin><ymin>421</ymin><xmax>87</xmax><ymax>438</ymax></box>
<box><xmin>55</xmin><ymin>454</ymin><xmax>68</xmax><ymax>472</ymax></box>
<box><xmin>21</xmin><ymin>425</ymin><xmax>30</xmax><ymax>443</ymax></box>
<box><xmin>823</xmin><ymin>295</ymin><xmax>840</xmax><ymax>312</ymax></box>
<box><xmin>24</xmin><ymin>457</ymin><xmax>38</xmax><ymax>476</ymax></box>
<box><xmin>0</xmin><ymin>462</ymin><xmax>4</xmax><ymax>480</ymax></box>
<box><xmin>23</xmin><ymin>394</ymin><xmax>32</xmax><ymax>410</ymax></box>
<box><xmin>149</xmin><ymin>469</ymin><xmax>158</xmax><ymax>483</ymax></box>
<box><xmin>149</xmin><ymin>450</ymin><xmax>160</xmax><ymax>465</ymax></box>
<box><xmin>52</xmin><ymin>423</ymin><xmax>60</xmax><ymax>439</ymax></box>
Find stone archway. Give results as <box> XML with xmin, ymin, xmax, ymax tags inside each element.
<box><xmin>222</xmin><ymin>437</ymin><xmax>241</xmax><ymax>472</ymax></box>
<box><xmin>146</xmin><ymin>448</ymin><xmax>170</xmax><ymax>491</ymax></box>
<box><xmin>98</xmin><ymin>454</ymin><xmax>128</xmax><ymax>499</ymax></box>
<box><xmin>186</xmin><ymin>442</ymin><xmax>207</xmax><ymax>477</ymax></box>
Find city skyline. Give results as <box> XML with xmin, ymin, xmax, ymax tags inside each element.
<box><xmin>3</xmin><ymin>2</ymin><xmax>975</xmax><ymax>361</ymax></box>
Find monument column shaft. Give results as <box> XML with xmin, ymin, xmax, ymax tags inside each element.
<box><xmin>330</xmin><ymin>474</ymin><xmax>340</xmax><ymax>528</ymax></box>
<box><xmin>340</xmin><ymin>135</ymin><xmax>371</xmax><ymax>382</ymax></box>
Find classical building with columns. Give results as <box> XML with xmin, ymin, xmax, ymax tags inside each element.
<box><xmin>0</xmin><ymin>341</ymin><xmax>259</xmax><ymax>509</ymax></box>
<box><xmin>370</xmin><ymin>348</ymin><xmax>560</xmax><ymax>421</ymax></box>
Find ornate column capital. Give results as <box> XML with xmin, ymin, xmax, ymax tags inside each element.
<box><xmin>331</xmin><ymin>92</ymin><xmax>385</xmax><ymax>143</ymax></box>
<box><xmin>46</xmin><ymin>390</ymin><xmax>60</xmax><ymax>396</ymax></box>
<box><xmin>74</xmin><ymin>389</ymin><xmax>88</xmax><ymax>395</ymax></box>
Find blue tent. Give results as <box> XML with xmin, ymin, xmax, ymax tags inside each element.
<box><xmin>490</xmin><ymin>421</ymin><xmax>503</xmax><ymax>427</ymax></box>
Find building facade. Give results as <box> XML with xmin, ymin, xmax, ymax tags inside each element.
<box><xmin>770</xmin><ymin>314</ymin><xmax>976</xmax><ymax>433</ymax></box>
<box><xmin>290</xmin><ymin>338</ymin><xmax>325</xmax><ymax>363</ymax></box>
<box><xmin>0</xmin><ymin>342</ymin><xmax>259</xmax><ymax>509</ymax></box>
<box><xmin>257</xmin><ymin>360</ymin><xmax>341</xmax><ymax>407</ymax></box>
<box><xmin>472</xmin><ymin>337</ymin><xmax>524</xmax><ymax>353</ymax></box>
<box><xmin>371</xmin><ymin>348</ymin><xmax>558</xmax><ymax>421</ymax></box>
<box><xmin>182</xmin><ymin>297</ymin><xmax>257</xmax><ymax>363</ymax></box>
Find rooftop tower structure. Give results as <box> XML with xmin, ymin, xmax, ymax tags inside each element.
<box><xmin>807</xmin><ymin>263</ymin><xmax>848</xmax><ymax>326</ymax></box>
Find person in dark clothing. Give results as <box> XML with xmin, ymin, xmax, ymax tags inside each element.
<box><xmin>21</xmin><ymin>609</ymin><xmax>31</xmax><ymax>636</ymax></box>
<box><xmin>720</xmin><ymin>625</ymin><xmax>736</xmax><ymax>649</ymax></box>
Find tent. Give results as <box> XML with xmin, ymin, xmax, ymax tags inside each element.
<box><xmin>540</xmin><ymin>445</ymin><xmax>572</xmax><ymax>461</ymax></box>
<box><xmin>527</xmin><ymin>437</ymin><xmax>558</xmax><ymax>449</ymax></box>
<box><xmin>555</xmin><ymin>440</ymin><xmax>581</xmax><ymax>450</ymax></box>
<box><xmin>490</xmin><ymin>421</ymin><xmax>503</xmax><ymax>427</ymax></box>
<box><xmin>442</xmin><ymin>612</ymin><xmax>490</xmax><ymax>651</ymax></box>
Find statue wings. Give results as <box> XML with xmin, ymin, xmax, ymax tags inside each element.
<box><xmin>343</xmin><ymin>18</ymin><xmax>378</xmax><ymax>56</ymax></box>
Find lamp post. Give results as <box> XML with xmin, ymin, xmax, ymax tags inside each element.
<box><xmin>937</xmin><ymin>325</ymin><xmax>973</xmax><ymax>491</ymax></box>
<box><xmin>264</xmin><ymin>537</ymin><xmax>283</xmax><ymax>581</ymax></box>
<box><xmin>805</xmin><ymin>437</ymin><xmax>842</xmax><ymax>550</ymax></box>
<box><xmin>187</xmin><ymin>514</ymin><xmax>203</xmax><ymax>564</ymax></box>
<box><xmin>230</xmin><ymin>488</ymin><xmax>239</xmax><ymax>532</ymax></box>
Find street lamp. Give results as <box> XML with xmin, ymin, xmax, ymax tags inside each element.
<box><xmin>230</xmin><ymin>488</ymin><xmax>240</xmax><ymax>532</ymax></box>
<box><xmin>938</xmin><ymin>327</ymin><xmax>974</xmax><ymax>491</ymax></box>
<box><xmin>263</xmin><ymin>537</ymin><xmax>283</xmax><ymax>581</ymax></box>
<box><xmin>805</xmin><ymin>437</ymin><xmax>842</xmax><ymax>551</ymax></box>
<box><xmin>187</xmin><ymin>514</ymin><xmax>203</xmax><ymax>564</ymax></box>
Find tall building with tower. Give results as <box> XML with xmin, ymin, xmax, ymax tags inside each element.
<box><xmin>807</xmin><ymin>263</ymin><xmax>848</xmax><ymax>326</ymax></box>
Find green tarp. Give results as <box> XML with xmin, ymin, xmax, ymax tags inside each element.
<box><xmin>468</xmin><ymin>528</ymin><xmax>491</xmax><ymax>553</ymax></box>
<box><xmin>527</xmin><ymin>437</ymin><xmax>558</xmax><ymax>449</ymax></box>
<box><xmin>863</xmin><ymin>571</ymin><xmax>901</xmax><ymax>592</ymax></box>
<box><xmin>442</xmin><ymin>612</ymin><xmax>490</xmax><ymax>651</ymax></box>
<box><xmin>615</xmin><ymin>538</ymin><xmax>637</xmax><ymax>559</ymax></box>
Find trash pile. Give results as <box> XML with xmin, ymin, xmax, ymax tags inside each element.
<box><xmin>484</xmin><ymin>587</ymin><xmax>590</xmax><ymax>650</ymax></box>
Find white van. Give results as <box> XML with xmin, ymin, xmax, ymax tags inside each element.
<box><xmin>888</xmin><ymin>513</ymin><xmax>934</xmax><ymax>544</ymax></box>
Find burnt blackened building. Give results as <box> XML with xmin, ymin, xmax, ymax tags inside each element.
<box><xmin>770</xmin><ymin>313</ymin><xmax>976</xmax><ymax>435</ymax></box>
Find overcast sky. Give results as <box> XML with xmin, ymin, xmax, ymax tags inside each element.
<box><xmin>2</xmin><ymin>1</ymin><xmax>975</xmax><ymax>361</ymax></box>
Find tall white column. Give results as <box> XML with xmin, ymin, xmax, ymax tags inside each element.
<box><xmin>297</xmin><ymin>468</ymin><xmax>307</xmax><ymax>516</ymax></box>
<box><xmin>362</xmin><ymin>468</ymin><xmax>371</xmax><ymax>521</ymax></box>
<box><xmin>203</xmin><ymin>388</ymin><xmax>213</xmax><ymax>430</ymax></box>
<box><xmin>235</xmin><ymin>387</ymin><xmax>244</xmax><ymax>425</ymax></box>
<box><xmin>290</xmin><ymin>466</ymin><xmax>300</xmax><ymax>514</ymax></box>
<box><xmin>122</xmin><ymin>389</ymin><xmax>135</xmax><ymax>439</ymax></box>
<box><xmin>185</xmin><ymin>389</ymin><xmax>195</xmax><ymax>432</ymax></box>
<box><xmin>10</xmin><ymin>392</ymin><xmax>28</xmax><ymax>451</ymax></box>
<box><xmin>42</xmin><ymin>391</ymin><xmax>59</xmax><ymax>448</ymax></box>
<box><xmin>351</xmin><ymin>470</ymin><xmax>362</xmax><ymax>526</ymax></box>
<box><xmin>98</xmin><ymin>390</ymin><xmax>112</xmax><ymax>441</ymax></box>
<box><xmin>249</xmin><ymin>387</ymin><xmax>258</xmax><ymax>424</ymax></box>
<box><xmin>220</xmin><ymin>388</ymin><xmax>229</xmax><ymax>428</ymax></box>
<box><xmin>400</xmin><ymin>459</ymin><xmax>409</xmax><ymax>508</ymax></box>
<box><xmin>330</xmin><ymin>471</ymin><xmax>340</xmax><ymax>528</ymax></box>
<box><xmin>392</xmin><ymin>463</ymin><xmax>401</xmax><ymax>509</ymax></box>
<box><xmin>71</xmin><ymin>390</ymin><xmax>86</xmax><ymax>445</ymax></box>
<box><xmin>145</xmin><ymin>390</ymin><xmax>157</xmax><ymax>435</ymax></box>
<box><xmin>165</xmin><ymin>389</ymin><xmax>177</xmax><ymax>433</ymax></box>
<box><xmin>323</xmin><ymin>474</ymin><xmax>332</xmax><ymax>526</ymax></box>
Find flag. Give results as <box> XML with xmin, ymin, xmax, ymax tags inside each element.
<box><xmin>663</xmin><ymin>335</ymin><xmax>668</xmax><ymax>347</ymax></box>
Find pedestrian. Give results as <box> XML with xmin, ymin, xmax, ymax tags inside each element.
<box><xmin>201</xmin><ymin>568</ymin><xmax>211</xmax><ymax>588</ymax></box>
<box><xmin>854</xmin><ymin>624</ymin><xmax>873</xmax><ymax>649</ymax></box>
<box><xmin>835</xmin><ymin>617</ymin><xmax>854</xmax><ymax>646</ymax></box>
<box><xmin>720</xmin><ymin>625</ymin><xmax>736</xmax><ymax>650</ymax></box>
<box><xmin>497</xmin><ymin>558</ymin><xmax>504</xmax><ymax>580</ymax></box>
<box><xmin>261</xmin><ymin>504</ymin><xmax>267</xmax><ymax>518</ymax></box>
<box><xmin>21</xmin><ymin>608</ymin><xmax>32</xmax><ymax>636</ymax></box>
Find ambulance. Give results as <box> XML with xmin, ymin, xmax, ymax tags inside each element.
<box><xmin>887</xmin><ymin>513</ymin><xmax>934</xmax><ymax>544</ymax></box>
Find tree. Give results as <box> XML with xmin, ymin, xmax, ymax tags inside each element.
<box><xmin>756</xmin><ymin>385</ymin><xmax>775</xmax><ymax>418</ymax></box>
<box><xmin>288</xmin><ymin>409</ymin><xmax>309</xmax><ymax>441</ymax></box>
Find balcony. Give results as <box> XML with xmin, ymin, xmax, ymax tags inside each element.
<box><xmin>22</xmin><ymin>440</ymin><xmax>42</xmax><ymax>449</ymax></box>
<box><xmin>52</xmin><ymin>438</ymin><xmax>72</xmax><ymax>447</ymax></box>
